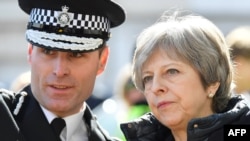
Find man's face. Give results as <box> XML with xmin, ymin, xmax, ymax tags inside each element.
<box><xmin>28</xmin><ymin>44</ymin><xmax>108</xmax><ymax>117</ymax></box>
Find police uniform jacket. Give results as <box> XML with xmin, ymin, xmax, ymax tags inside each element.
<box><xmin>0</xmin><ymin>85</ymin><xmax>119</xmax><ymax>141</ymax></box>
<box><xmin>120</xmin><ymin>96</ymin><xmax>250</xmax><ymax>141</ymax></box>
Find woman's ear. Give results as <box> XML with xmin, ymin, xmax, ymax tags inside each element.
<box><xmin>208</xmin><ymin>82</ymin><xmax>220</xmax><ymax>96</ymax></box>
<box><xmin>97</xmin><ymin>46</ymin><xmax>109</xmax><ymax>75</ymax></box>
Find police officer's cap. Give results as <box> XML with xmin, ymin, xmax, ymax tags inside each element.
<box><xmin>18</xmin><ymin>0</ymin><xmax>126</xmax><ymax>51</ymax></box>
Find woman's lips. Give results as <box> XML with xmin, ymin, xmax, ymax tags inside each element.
<box><xmin>157</xmin><ymin>101</ymin><xmax>172</xmax><ymax>109</ymax></box>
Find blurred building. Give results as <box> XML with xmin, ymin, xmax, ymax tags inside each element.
<box><xmin>1</xmin><ymin>0</ymin><xmax>250</xmax><ymax>98</ymax></box>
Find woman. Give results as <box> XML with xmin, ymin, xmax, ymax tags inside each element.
<box><xmin>120</xmin><ymin>10</ymin><xmax>250</xmax><ymax>141</ymax></box>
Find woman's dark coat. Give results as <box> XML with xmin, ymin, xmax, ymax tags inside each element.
<box><xmin>120</xmin><ymin>96</ymin><xmax>250</xmax><ymax>141</ymax></box>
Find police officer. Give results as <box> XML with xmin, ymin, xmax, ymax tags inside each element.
<box><xmin>0</xmin><ymin>0</ymin><xmax>125</xmax><ymax>140</ymax></box>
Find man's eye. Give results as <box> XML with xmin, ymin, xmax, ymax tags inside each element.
<box><xmin>70</xmin><ymin>52</ymin><xmax>83</xmax><ymax>57</ymax></box>
<box><xmin>43</xmin><ymin>49</ymin><xmax>54</xmax><ymax>55</ymax></box>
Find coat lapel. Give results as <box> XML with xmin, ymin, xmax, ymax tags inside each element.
<box><xmin>83</xmin><ymin>105</ymin><xmax>113</xmax><ymax>141</ymax></box>
<box><xmin>16</xmin><ymin>86</ymin><xmax>58</xmax><ymax>141</ymax></box>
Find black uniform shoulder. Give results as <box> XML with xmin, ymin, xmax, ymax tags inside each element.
<box><xmin>0</xmin><ymin>88</ymin><xmax>16</xmax><ymax>110</ymax></box>
<box><xmin>0</xmin><ymin>88</ymin><xmax>28</xmax><ymax>116</ymax></box>
<box><xmin>0</xmin><ymin>88</ymin><xmax>26</xmax><ymax>141</ymax></box>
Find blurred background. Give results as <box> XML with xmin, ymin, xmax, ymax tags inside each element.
<box><xmin>1</xmin><ymin>0</ymin><xmax>250</xmax><ymax>98</ymax></box>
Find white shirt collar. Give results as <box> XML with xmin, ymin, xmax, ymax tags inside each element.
<box><xmin>41</xmin><ymin>103</ymin><xmax>88</xmax><ymax>141</ymax></box>
<box><xmin>40</xmin><ymin>105</ymin><xmax>57</xmax><ymax>124</ymax></box>
<box><xmin>62</xmin><ymin>108</ymin><xmax>88</xmax><ymax>141</ymax></box>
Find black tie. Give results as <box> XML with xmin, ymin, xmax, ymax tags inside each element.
<box><xmin>50</xmin><ymin>118</ymin><xmax>66</xmax><ymax>140</ymax></box>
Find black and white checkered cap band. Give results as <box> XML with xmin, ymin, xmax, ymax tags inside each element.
<box><xmin>29</xmin><ymin>8</ymin><xmax>110</xmax><ymax>32</ymax></box>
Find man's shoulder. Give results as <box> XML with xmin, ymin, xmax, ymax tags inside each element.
<box><xmin>0</xmin><ymin>86</ymin><xmax>31</xmax><ymax>116</ymax></box>
<box><xmin>0</xmin><ymin>88</ymin><xmax>26</xmax><ymax>140</ymax></box>
<box><xmin>0</xmin><ymin>88</ymin><xmax>16</xmax><ymax>110</ymax></box>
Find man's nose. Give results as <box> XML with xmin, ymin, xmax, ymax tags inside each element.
<box><xmin>53</xmin><ymin>57</ymin><xmax>70</xmax><ymax>77</ymax></box>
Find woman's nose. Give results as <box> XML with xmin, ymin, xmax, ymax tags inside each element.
<box><xmin>151</xmin><ymin>77</ymin><xmax>167</xmax><ymax>95</ymax></box>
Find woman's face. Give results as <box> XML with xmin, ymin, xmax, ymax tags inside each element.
<box><xmin>141</xmin><ymin>48</ymin><xmax>214</xmax><ymax>130</ymax></box>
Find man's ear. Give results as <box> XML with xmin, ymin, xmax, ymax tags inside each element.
<box><xmin>97</xmin><ymin>46</ymin><xmax>109</xmax><ymax>75</ymax></box>
<box><xmin>27</xmin><ymin>43</ymin><xmax>33</xmax><ymax>63</ymax></box>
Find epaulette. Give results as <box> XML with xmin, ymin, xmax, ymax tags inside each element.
<box><xmin>0</xmin><ymin>88</ymin><xmax>16</xmax><ymax>110</ymax></box>
<box><xmin>13</xmin><ymin>91</ymin><xmax>28</xmax><ymax>116</ymax></box>
<box><xmin>0</xmin><ymin>89</ymin><xmax>28</xmax><ymax>116</ymax></box>
<box><xmin>0</xmin><ymin>88</ymin><xmax>15</xmax><ymax>99</ymax></box>
<box><xmin>0</xmin><ymin>89</ymin><xmax>27</xmax><ymax>141</ymax></box>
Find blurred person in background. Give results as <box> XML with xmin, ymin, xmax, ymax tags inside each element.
<box><xmin>93</xmin><ymin>63</ymin><xmax>150</xmax><ymax>141</ymax></box>
<box><xmin>0</xmin><ymin>0</ymin><xmax>125</xmax><ymax>140</ymax></box>
<box><xmin>226</xmin><ymin>26</ymin><xmax>250</xmax><ymax>106</ymax></box>
<box><xmin>120</xmin><ymin>10</ymin><xmax>250</xmax><ymax>141</ymax></box>
<box><xmin>115</xmin><ymin>63</ymin><xmax>150</xmax><ymax>122</ymax></box>
<box><xmin>10</xmin><ymin>71</ymin><xmax>31</xmax><ymax>93</ymax></box>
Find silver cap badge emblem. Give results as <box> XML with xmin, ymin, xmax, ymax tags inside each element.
<box><xmin>57</xmin><ymin>6</ymin><xmax>72</xmax><ymax>26</ymax></box>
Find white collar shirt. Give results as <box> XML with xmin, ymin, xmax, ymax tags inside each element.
<box><xmin>41</xmin><ymin>103</ymin><xmax>88</xmax><ymax>141</ymax></box>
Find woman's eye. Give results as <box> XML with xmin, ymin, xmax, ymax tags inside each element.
<box><xmin>167</xmin><ymin>69</ymin><xmax>179</xmax><ymax>75</ymax></box>
<box><xmin>143</xmin><ymin>76</ymin><xmax>152</xmax><ymax>85</ymax></box>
